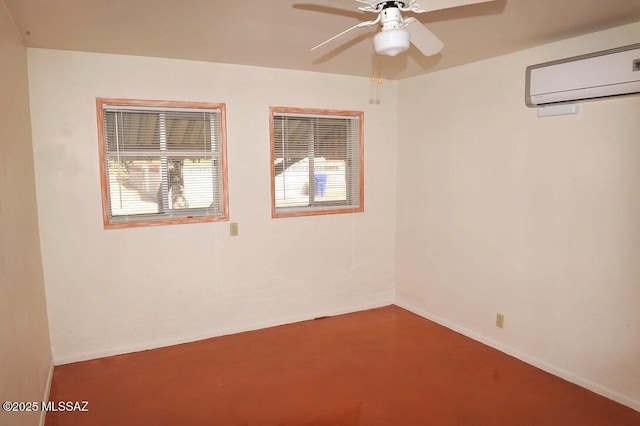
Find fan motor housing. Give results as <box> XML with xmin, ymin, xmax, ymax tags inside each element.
<box><xmin>380</xmin><ymin>5</ymin><xmax>403</xmax><ymax>30</ymax></box>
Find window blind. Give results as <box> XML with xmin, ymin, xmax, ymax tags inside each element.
<box><xmin>101</xmin><ymin>104</ymin><xmax>225</xmax><ymax>225</ymax></box>
<box><xmin>272</xmin><ymin>110</ymin><xmax>362</xmax><ymax>215</ymax></box>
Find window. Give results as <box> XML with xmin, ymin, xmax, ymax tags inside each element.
<box><xmin>97</xmin><ymin>98</ymin><xmax>228</xmax><ymax>228</ymax></box>
<box><xmin>270</xmin><ymin>107</ymin><xmax>364</xmax><ymax>218</ymax></box>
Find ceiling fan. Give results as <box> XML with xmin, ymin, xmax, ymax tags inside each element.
<box><xmin>311</xmin><ymin>0</ymin><xmax>495</xmax><ymax>57</ymax></box>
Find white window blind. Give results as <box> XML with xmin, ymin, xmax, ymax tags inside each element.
<box><xmin>99</xmin><ymin>101</ymin><xmax>227</xmax><ymax>227</ymax></box>
<box><xmin>272</xmin><ymin>109</ymin><xmax>363</xmax><ymax>216</ymax></box>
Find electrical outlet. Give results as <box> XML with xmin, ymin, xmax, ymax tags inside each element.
<box><xmin>230</xmin><ymin>222</ymin><xmax>238</xmax><ymax>236</ymax></box>
<box><xmin>496</xmin><ymin>313</ymin><xmax>505</xmax><ymax>329</ymax></box>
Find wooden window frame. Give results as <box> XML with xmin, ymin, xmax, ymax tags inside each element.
<box><xmin>97</xmin><ymin>98</ymin><xmax>229</xmax><ymax>229</ymax></box>
<box><xmin>269</xmin><ymin>106</ymin><xmax>364</xmax><ymax>219</ymax></box>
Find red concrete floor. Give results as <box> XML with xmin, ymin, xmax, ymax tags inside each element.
<box><xmin>45</xmin><ymin>305</ymin><xmax>640</xmax><ymax>426</ymax></box>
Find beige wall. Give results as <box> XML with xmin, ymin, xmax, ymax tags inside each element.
<box><xmin>396</xmin><ymin>22</ymin><xmax>640</xmax><ymax>410</ymax></box>
<box><xmin>0</xmin><ymin>4</ymin><xmax>52</xmax><ymax>426</ymax></box>
<box><xmin>27</xmin><ymin>49</ymin><xmax>398</xmax><ymax>364</ymax></box>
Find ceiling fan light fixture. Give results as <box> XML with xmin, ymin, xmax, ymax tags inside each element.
<box><xmin>374</xmin><ymin>29</ymin><xmax>410</xmax><ymax>56</ymax></box>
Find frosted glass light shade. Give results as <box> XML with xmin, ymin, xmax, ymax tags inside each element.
<box><xmin>374</xmin><ymin>29</ymin><xmax>410</xmax><ymax>56</ymax></box>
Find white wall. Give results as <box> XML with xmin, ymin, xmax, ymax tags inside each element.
<box><xmin>0</xmin><ymin>3</ymin><xmax>52</xmax><ymax>426</ymax></box>
<box><xmin>27</xmin><ymin>49</ymin><xmax>397</xmax><ymax>364</ymax></box>
<box><xmin>396</xmin><ymin>22</ymin><xmax>640</xmax><ymax>410</ymax></box>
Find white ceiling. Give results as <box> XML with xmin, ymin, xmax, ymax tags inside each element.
<box><xmin>4</xmin><ymin>0</ymin><xmax>640</xmax><ymax>80</ymax></box>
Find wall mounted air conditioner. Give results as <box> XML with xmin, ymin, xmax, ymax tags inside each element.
<box><xmin>526</xmin><ymin>43</ymin><xmax>640</xmax><ymax>107</ymax></box>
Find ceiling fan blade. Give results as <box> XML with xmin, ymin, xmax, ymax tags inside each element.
<box><xmin>355</xmin><ymin>0</ymin><xmax>378</xmax><ymax>12</ymax></box>
<box><xmin>293</xmin><ymin>4</ymin><xmax>364</xmax><ymax>19</ymax></box>
<box><xmin>354</xmin><ymin>0</ymin><xmax>376</xmax><ymax>7</ymax></box>
<box><xmin>412</xmin><ymin>0</ymin><xmax>495</xmax><ymax>13</ymax></box>
<box><xmin>311</xmin><ymin>16</ymin><xmax>380</xmax><ymax>51</ymax></box>
<box><xmin>405</xmin><ymin>21</ymin><xmax>444</xmax><ymax>56</ymax></box>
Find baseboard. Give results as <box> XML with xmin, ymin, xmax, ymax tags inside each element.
<box><xmin>54</xmin><ymin>292</ymin><xmax>394</xmax><ymax>365</ymax></box>
<box><xmin>395</xmin><ymin>298</ymin><xmax>640</xmax><ymax>413</ymax></box>
<box><xmin>39</xmin><ymin>359</ymin><xmax>54</xmax><ymax>426</ymax></box>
